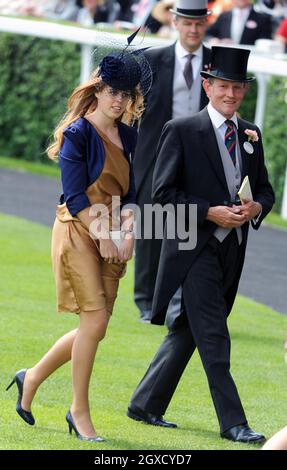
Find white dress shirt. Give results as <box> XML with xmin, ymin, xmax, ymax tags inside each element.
<box><xmin>207</xmin><ymin>102</ymin><xmax>241</xmax><ymax>198</ymax></box>
<box><xmin>172</xmin><ymin>42</ymin><xmax>203</xmax><ymax>118</ymax></box>
<box><xmin>174</xmin><ymin>41</ymin><xmax>203</xmax><ymax>84</ymax></box>
<box><xmin>231</xmin><ymin>7</ymin><xmax>251</xmax><ymax>44</ymax></box>
<box><xmin>207</xmin><ymin>102</ymin><xmax>238</xmax><ymax>142</ymax></box>
<box><xmin>207</xmin><ymin>103</ymin><xmax>261</xmax><ymax>227</ymax></box>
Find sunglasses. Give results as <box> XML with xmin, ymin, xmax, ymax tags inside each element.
<box><xmin>106</xmin><ymin>88</ymin><xmax>132</xmax><ymax>100</ymax></box>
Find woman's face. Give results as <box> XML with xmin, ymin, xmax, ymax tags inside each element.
<box><xmin>96</xmin><ymin>86</ymin><xmax>132</xmax><ymax>119</ymax></box>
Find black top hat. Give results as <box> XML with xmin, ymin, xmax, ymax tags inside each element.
<box><xmin>200</xmin><ymin>47</ymin><xmax>255</xmax><ymax>83</ymax></box>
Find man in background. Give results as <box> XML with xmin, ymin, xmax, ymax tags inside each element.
<box><xmin>134</xmin><ymin>0</ymin><xmax>211</xmax><ymax>324</ymax></box>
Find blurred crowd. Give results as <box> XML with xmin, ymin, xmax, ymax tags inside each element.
<box><xmin>0</xmin><ymin>0</ymin><xmax>287</xmax><ymax>50</ymax></box>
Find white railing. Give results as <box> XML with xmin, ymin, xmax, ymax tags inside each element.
<box><xmin>1</xmin><ymin>15</ymin><xmax>287</xmax><ymax>218</ymax></box>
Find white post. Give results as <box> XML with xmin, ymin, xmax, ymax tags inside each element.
<box><xmin>281</xmin><ymin>163</ymin><xmax>287</xmax><ymax>220</ymax></box>
<box><xmin>254</xmin><ymin>73</ymin><xmax>269</xmax><ymax>129</ymax></box>
<box><xmin>80</xmin><ymin>44</ymin><xmax>93</xmax><ymax>84</ymax></box>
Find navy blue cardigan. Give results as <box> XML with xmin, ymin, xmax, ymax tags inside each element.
<box><xmin>58</xmin><ymin>117</ymin><xmax>137</xmax><ymax>217</ymax></box>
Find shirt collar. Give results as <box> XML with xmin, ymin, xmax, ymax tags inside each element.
<box><xmin>234</xmin><ymin>6</ymin><xmax>251</xmax><ymax>16</ymax></box>
<box><xmin>207</xmin><ymin>102</ymin><xmax>238</xmax><ymax>129</ymax></box>
<box><xmin>175</xmin><ymin>41</ymin><xmax>203</xmax><ymax>61</ymax></box>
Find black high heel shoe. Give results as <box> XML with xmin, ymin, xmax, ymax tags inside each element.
<box><xmin>66</xmin><ymin>410</ymin><xmax>105</xmax><ymax>442</ymax></box>
<box><xmin>6</xmin><ymin>369</ymin><xmax>35</xmax><ymax>426</ymax></box>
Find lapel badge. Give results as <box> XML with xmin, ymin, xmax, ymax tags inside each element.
<box><xmin>243</xmin><ymin>129</ymin><xmax>259</xmax><ymax>155</ymax></box>
<box><xmin>243</xmin><ymin>141</ymin><xmax>254</xmax><ymax>154</ymax></box>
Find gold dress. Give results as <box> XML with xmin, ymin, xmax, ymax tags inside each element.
<box><xmin>51</xmin><ymin>125</ymin><xmax>130</xmax><ymax>315</ymax></box>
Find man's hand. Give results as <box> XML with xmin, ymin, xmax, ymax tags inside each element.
<box><xmin>240</xmin><ymin>201</ymin><xmax>262</xmax><ymax>222</ymax></box>
<box><xmin>206</xmin><ymin>205</ymin><xmax>246</xmax><ymax>228</ymax></box>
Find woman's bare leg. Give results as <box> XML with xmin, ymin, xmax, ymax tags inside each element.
<box><xmin>70</xmin><ymin>309</ymin><xmax>110</xmax><ymax>438</ymax></box>
<box><xmin>262</xmin><ymin>426</ymin><xmax>287</xmax><ymax>450</ymax></box>
<box><xmin>21</xmin><ymin>328</ymin><xmax>78</xmax><ymax>411</ymax></box>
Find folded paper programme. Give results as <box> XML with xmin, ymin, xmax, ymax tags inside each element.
<box><xmin>238</xmin><ymin>175</ymin><xmax>253</xmax><ymax>204</ymax></box>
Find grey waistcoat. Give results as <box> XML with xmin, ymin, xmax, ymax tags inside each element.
<box><xmin>213</xmin><ymin>125</ymin><xmax>243</xmax><ymax>245</ymax></box>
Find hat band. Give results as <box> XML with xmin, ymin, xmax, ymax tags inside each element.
<box><xmin>176</xmin><ymin>8</ymin><xmax>208</xmax><ymax>16</ymax></box>
<box><xmin>209</xmin><ymin>69</ymin><xmax>248</xmax><ymax>81</ymax></box>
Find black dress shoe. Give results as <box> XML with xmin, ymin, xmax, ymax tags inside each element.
<box><xmin>127</xmin><ymin>406</ymin><xmax>177</xmax><ymax>428</ymax></box>
<box><xmin>221</xmin><ymin>424</ymin><xmax>265</xmax><ymax>443</ymax></box>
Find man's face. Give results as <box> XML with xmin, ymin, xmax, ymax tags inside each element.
<box><xmin>174</xmin><ymin>16</ymin><xmax>208</xmax><ymax>52</ymax></box>
<box><xmin>203</xmin><ymin>78</ymin><xmax>248</xmax><ymax>118</ymax></box>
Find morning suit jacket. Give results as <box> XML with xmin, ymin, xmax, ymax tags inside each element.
<box><xmin>206</xmin><ymin>8</ymin><xmax>272</xmax><ymax>45</ymax></box>
<box><xmin>133</xmin><ymin>43</ymin><xmax>211</xmax><ymax>198</ymax></box>
<box><xmin>151</xmin><ymin>108</ymin><xmax>275</xmax><ymax>325</ymax></box>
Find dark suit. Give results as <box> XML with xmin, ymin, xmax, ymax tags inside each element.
<box><xmin>206</xmin><ymin>8</ymin><xmax>272</xmax><ymax>45</ymax></box>
<box><xmin>134</xmin><ymin>43</ymin><xmax>211</xmax><ymax>316</ymax></box>
<box><xmin>130</xmin><ymin>108</ymin><xmax>274</xmax><ymax>432</ymax></box>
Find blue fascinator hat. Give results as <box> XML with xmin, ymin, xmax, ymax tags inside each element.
<box><xmin>95</xmin><ymin>28</ymin><xmax>152</xmax><ymax>96</ymax></box>
<box><xmin>99</xmin><ymin>52</ymin><xmax>142</xmax><ymax>91</ymax></box>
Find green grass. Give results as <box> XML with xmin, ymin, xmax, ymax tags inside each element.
<box><xmin>264</xmin><ymin>212</ymin><xmax>287</xmax><ymax>230</ymax></box>
<box><xmin>0</xmin><ymin>156</ymin><xmax>60</xmax><ymax>178</ymax></box>
<box><xmin>1</xmin><ymin>155</ymin><xmax>287</xmax><ymax>229</ymax></box>
<box><xmin>0</xmin><ymin>213</ymin><xmax>287</xmax><ymax>450</ymax></box>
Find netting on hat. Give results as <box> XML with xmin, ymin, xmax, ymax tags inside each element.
<box><xmin>92</xmin><ymin>29</ymin><xmax>153</xmax><ymax>96</ymax></box>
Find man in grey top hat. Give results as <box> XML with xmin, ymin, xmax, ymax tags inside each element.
<box><xmin>134</xmin><ymin>0</ymin><xmax>211</xmax><ymax>325</ymax></box>
<box><xmin>128</xmin><ymin>45</ymin><xmax>274</xmax><ymax>443</ymax></box>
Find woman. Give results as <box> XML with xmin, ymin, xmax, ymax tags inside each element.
<box><xmin>6</xmin><ymin>46</ymin><xmax>149</xmax><ymax>442</ymax></box>
<box><xmin>261</xmin><ymin>336</ymin><xmax>287</xmax><ymax>450</ymax></box>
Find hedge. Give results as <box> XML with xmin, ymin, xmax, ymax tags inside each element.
<box><xmin>263</xmin><ymin>77</ymin><xmax>287</xmax><ymax>213</ymax></box>
<box><xmin>239</xmin><ymin>77</ymin><xmax>287</xmax><ymax>213</ymax></box>
<box><xmin>0</xmin><ymin>33</ymin><xmax>80</xmax><ymax>163</ymax></box>
<box><xmin>0</xmin><ymin>32</ymin><xmax>286</xmax><ymax>212</ymax></box>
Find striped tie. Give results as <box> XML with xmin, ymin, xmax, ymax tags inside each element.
<box><xmin>225</xmin><ymin>120</ymin><xmax>236</xmax><ymax>166</ymax></box>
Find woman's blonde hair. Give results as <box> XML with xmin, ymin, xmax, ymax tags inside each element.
<box><xmin>47</xmin><ymin>70</ymin><xmax>144</xmax><ymax>161</ymax></box>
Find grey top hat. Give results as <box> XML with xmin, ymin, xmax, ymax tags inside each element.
<box><xmin>170</xmin><ymin>0</ymin><xmax>212</xmax><ymax>18</ymax></box>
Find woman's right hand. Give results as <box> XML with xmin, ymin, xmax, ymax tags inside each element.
<box><xmin>99</xmin><ymin>238</ymin><xmax>119</xmax><ymax>264</ymax></box>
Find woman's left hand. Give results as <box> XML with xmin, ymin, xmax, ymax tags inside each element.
<box><xmin>118</xmin><ymin>236</ymin><xmax>134</xmax><ymax>262</ymax></box>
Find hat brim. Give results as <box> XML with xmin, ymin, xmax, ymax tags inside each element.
<box><xmin>170</xmin><ymin>8</ymin><xmax>212</xmax><ymax>18</ymax></box>
<box><xmin>200</xmin><ymin>71</ymin><xmax>255</xmax><ymax>83</ymax></box>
